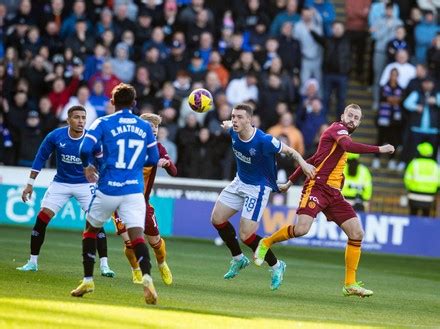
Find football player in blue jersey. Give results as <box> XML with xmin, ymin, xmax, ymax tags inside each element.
<box><xmin>17</xmin><ymin>106</ymin><xmax>115</xmax><ymax>277</ymax></box>
<box><xmin>71</xmin><ymin>83</ymin><xmax>160</xmax><ymax>305</ymax></box>
<box><xmin>211</xmin><ymin>103</ymin><xmax>316</xmax><ymax>290</ymax></box>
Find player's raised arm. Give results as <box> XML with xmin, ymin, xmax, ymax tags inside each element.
<box><xmin>280</xmin><ymin>143</ymin><xmax>316</xmax><ymax>179</ymax></box>
<box><xmin>22</xmin><ymin>132</ymin><xmax>56</xmax><ymax>202</ymax></box>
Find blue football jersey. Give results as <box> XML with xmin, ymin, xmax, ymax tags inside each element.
<box><xmin>230</xmin><ymin>128</ymin><xmax>282</xmax><ymax>191</ymax></box>
<box><xmin>80</xmin><ymin>109</ymin><xmax>159</xmax><ymax>196</ymax></box>
<box><xmin>31</xmin><ymin>126</ymin><xmax>102</xmax><ymax>184</ymax></box>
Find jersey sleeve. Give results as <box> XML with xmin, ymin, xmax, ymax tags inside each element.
<box><xmin>144</xmin><ymin>124</ymin><xmax>159</xmax><ymax>166</ymax></box>
<box><xmin>80</xmin><ymin>119</ymin><xmax>102</xmax><ymax>167</ymax></box>
<box><xmin>31</xmin><ymin>131</ymin><xmax>56</xmax><ymax>172</ymax></box>
<box><xmin>328</xmin><ymin>124</ymin><xmax>379</xmax><ymax>154</ymax></box>
<box><xmin>158</xmin><ymin>143</ymin><xmax>177</xmax><ymax>176</ymax></box>
<box><xmin>262</xmin><ymin>134</ymin><xmax>282</xmax><ymax>156</ymax></box>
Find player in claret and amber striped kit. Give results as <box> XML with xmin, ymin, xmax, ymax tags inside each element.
<box><xmin>255</xmin><ymin>104</ymin><xmax>395</xmax><ymax>297</ymax></box>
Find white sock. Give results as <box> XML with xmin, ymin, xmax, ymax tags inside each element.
<box><xmin>132</xmin><ymin>267</ymin><xmax>140</xmax><ymax>271</ymax></box>
<box><xmin>100</xmin><ymin>257</ymin><xmax>108</xmax><ymax>268</ymax></box>
<box><xmin>30</xmin><ymin>255</ymin><xmax>38</xmax><ymax>264</ymax></box>
<box><xmin>83</xmin><ymin>277</ymin><xmax>93</xmax><ymax>282</ymax></box>
<box><xmin>233</xmin><ymin>253</ymin><xmax>244</xmax><ymax>261</ymax></box>
<box><xmin>271</xmin><ymin>260</ymin><xmax>280</xmax><ymax>269</ymax></box>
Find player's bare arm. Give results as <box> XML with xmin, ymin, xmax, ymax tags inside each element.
<box><xmin>281</xmin><ymin>144</ymin><xmax>316</xmax><ymax>179</ymax></box>
<box><xmin>277</xmin><ymin>180</ymin><xmax>293</xmax><ymax>193</ymax></box>
<box><xmin>22</xmin><ymin>170</ymin><xmax>39</xmax><ymax>202</ymax></box>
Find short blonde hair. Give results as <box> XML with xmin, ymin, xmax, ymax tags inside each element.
<box><xmin>344</xmin><ymin>103</ymin><xmax>362</xmax><ymax>112</ymax></box>
<box><xmin>140</xmin><ymin>113</ymin><xmax>162</xmax><ymax>126</ymax></box>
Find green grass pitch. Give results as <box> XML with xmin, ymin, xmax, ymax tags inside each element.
<box><xmin>0</xmin><ymin>225</ymin><xmax>439</xmax><ymax>329</ymax></box>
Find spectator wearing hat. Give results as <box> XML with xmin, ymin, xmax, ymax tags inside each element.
<box><xmin>17</xmin><ymin>110</ymin><xmax>43</xmax><ymax>167</ymax></box>
<box><xmin>270</xmin><ymin>0</ymin><xmax>300</xmax><ymax>37</ymax></box>
<box><xmin>404</xmin><ymin>142</ymin><xmax>440</xmax><ymax>217</ymax></box>
<box><xmin>342</xmin><ymin>153</ymin><xmax>373</xmax><ymax>212</ymax></box>
<box><xmin>403</xmin><ymin>75</ymin><xmax>440</xmax><ymax>162</ymax></box>
<box><xmin>164</xmin><ymin>39</ymin><xmax>189</xmax><ymax>81</ymax></box>
<box><xmin>188</xmin><ymin>50</ymin><xmax>207</xmax><ymax>81</ymax></box>
<box><xmin>415</xmin><ymin>10</ymin><xmax>440</xmax><ymax>64</ymax></box>
<box><xmin>109</xmin><ymin>42</ymin><xmax>135</xmax><ymax>83</ymax></box>
<box><xmin>88</xmin><ymin>61</ymin><xmax>121</xmax><ymax>98</ymax></box>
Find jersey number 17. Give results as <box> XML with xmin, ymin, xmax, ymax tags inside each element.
<box><xmin>115</xmin><ymin>139</ymin><xmax>144</xmax><ymax>169</ymax></box>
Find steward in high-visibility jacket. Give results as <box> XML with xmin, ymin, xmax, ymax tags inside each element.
<box><xmin>342</xmin><ymin>153</ymin><xmax>372</xmax><ymax>211</ymax></box>
<box><xmin>404</xmin><ymin>142</ymin><xmax>440</xmax><ymax>217</ymax></box>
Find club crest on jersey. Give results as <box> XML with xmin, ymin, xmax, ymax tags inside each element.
<box><xmin>249</xmin><ymin>148</ymin><xmax>256</xmax><ymax>156</ymax></box>
<box><xmin>308</xmin><ymin>201</ymin><xmax>316</xmax><ymax>209</ymax></box>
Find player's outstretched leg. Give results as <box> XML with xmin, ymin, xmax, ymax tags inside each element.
<box><xmin>17</xmin><ymin>210</ymin><xmax>52</xmax><ymax>272</ymax></box>
<box><xmin>71</xmin><ymin>231</ymin><xmax>97</xmax><ymax>297</ymax></box>
<box><xmin>150</xmin><ymin>237</ymin><xmax>172</xmax><ymax>285</ymax></box>
<box><xmin>254</xmin><ymin>225</ymin><xmax>295</xmax><ymax>266</ymax></box>
<box><xmin>96</xmin><ymin>228</ymin><xmax>115</xmax><ymax>278</ymax></box>
<box><xmin>342</xmin><ymin>239</ymin><xmax>373</xmax><ymax>298</ymax></box>
<box><xmin>243</xmin><ymin>233</ymin><xmax>286</xmax><ymax>290</ymax></box>
<box><xmin>128</xmin><ymin>229</ymin><xmax>157</xmax><ymax>305</ymax></box>
<box><xmin>213</xmin><ymin>221</ymin><xmax>249</xmax><ymax>279</ymax></box>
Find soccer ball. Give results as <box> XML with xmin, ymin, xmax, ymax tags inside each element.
<box><xmin>188</xmin><ymin>88</ymin><xmax>213</xmax><ymax>113</ymax></box>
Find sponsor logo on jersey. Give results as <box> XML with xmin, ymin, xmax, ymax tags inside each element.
<box><xmin>108</xmin><ymin>179</ymin><xmax>139</xmax><ymax>187</ymax></box>
<box><xmin>119</xmin><ymin>118</ymin><xmax>137</xmax><ymax>124</ymax></box>
<box><xmin>59</xmin><ymin>142</ymin><xmax>66</xmax><ymax>148</ymax></box>
<box><xmin>232</xmin><ymin>148</ymin><xmax>251</xmax><ymax>164</ymax></box>
<box><xmin>337</xmin><ymin>129</ymin><xmax>349</xmax><ymax>135</ymax></box>
<box><xmin>61</xmin><ymin>154</ymin><xmax>82</xmax><ymax>165</ymax></box>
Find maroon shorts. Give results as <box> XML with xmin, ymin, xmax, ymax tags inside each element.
<box><xmin>296</xmin><ymin>181</ymin><xmax>357</xmax><ymax>226</ymax></box>
<box><xmin>113</xmin><ymin>204</ymin><xmax>160</xmax><ymax>236</ymax></box>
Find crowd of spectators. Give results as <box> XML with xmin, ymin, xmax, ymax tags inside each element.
<box><xmin>0</xmin><ymin>0</ymin><xmax>439</xmax><ymax>182</ymax></box>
